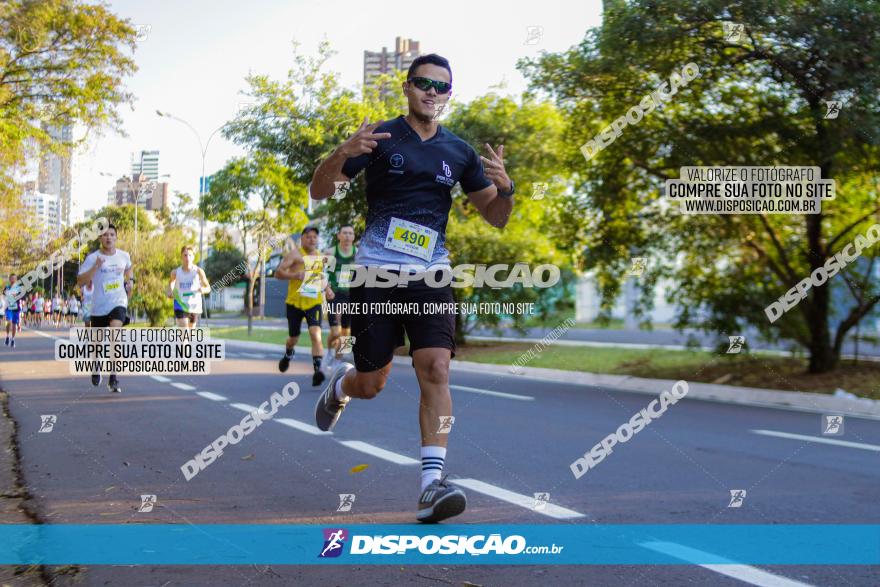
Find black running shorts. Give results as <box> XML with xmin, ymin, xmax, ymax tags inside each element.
<box><xmin>90</xmin><ymin>305</ymin><xmax>128</xmax><ymax>327</ymax></box>
<box><xmin>286</xmin><ymin>303</ymin><xmax>322</xmax><ymax>338</ymax></box>
<box><xmin>174</xmin><ymin>309</ymin><xmax>198</xmax><ymax>323</ymax></box>
<box><xmin>349</xmin><ymin>269</ymin><xmax>456</xmax><ymax>373</ymax></box>
<box><xmin>327</xmin><ymin>290</ymin><xmax>352</xmax><ymax>328</ymax></box>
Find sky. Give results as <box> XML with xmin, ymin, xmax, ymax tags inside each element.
<box><xmin>65</xmin><ymin>0</ymin><xmax>602</xmax><ymax>221</ymax></box>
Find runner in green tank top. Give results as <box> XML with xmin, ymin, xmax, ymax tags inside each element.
<box><xmin>322</xmin><ymin>224</ymin><xmax>357</xmax><ymax>373</ymax></box>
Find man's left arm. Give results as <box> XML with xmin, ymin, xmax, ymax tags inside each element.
<box><xmin>198</xmin><ymin>268</ymin><xmax>211</xmax><ymax>294</ymax></box>
<box><xmin>124</xmin><ymin>261</ymin><xmax>135</xmax><ymax>297</ymax></box>
<box><xmin>465</xmin><ymin>143</ymin><xmax>513</xmax><ymax>229</ymax></box>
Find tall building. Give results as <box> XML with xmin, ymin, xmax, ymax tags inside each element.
<box><xmin>108</xmin><ymin>173</ymin><xmax>169</xmax><ymax>211</ymax></box>
<box><xmin>363</xmin><ymin>37</ymin><xmax>421</xmax><ymax>89</ymax></box>
<box><xmin>37</xmin><ymin>124</ymin><xmax>73</xmax><ymax>229</ymax></box>
<box><xmin>131</xmin><ymin>150</ymin><xmax>160</xmax><ymax>181</ymax></box>
<box><xmin>22</xmin><ymin>181</ymin><xmax>62</xmax><ymax>245</ymax></box>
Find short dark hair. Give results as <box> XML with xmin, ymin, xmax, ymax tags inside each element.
<box><xmin>302</xmin><ymin>226</ymin><xmax>319</xmax><ymax>236</ymax></box>
<box><xmin>338</xmin><ymin>224</ymin><xmax>354</xmax><ymax>232</ymax></box>
<box><xmin>407</xmin><ymin>54</ymin><xmax>452</xmax><ymax>83</ymax></box>
<box><xmin>106</xmin><ymin>223</ymin><xmax>117</xmax><ymax>234</ymax></box>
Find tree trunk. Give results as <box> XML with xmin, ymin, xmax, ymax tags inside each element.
<box><xmin>247</xmin><ymin>277</ymin><xmax>254</xmax><ymax>337</ymax></box>
<box><xmin>804</xmin><ymin>117</ymin><xmax>837</xmax><ymax>374</ymax></box>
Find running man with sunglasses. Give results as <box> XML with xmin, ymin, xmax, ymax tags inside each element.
<box><xmin>309</xmin><ymin>54</ymin><xmax>515</xmax><ymax>523</ymax></box>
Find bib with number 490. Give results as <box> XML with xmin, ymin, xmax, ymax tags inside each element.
<box><xmin>384</xmin><ymin>217</ymin><xmax>437</xmax><ymax>262</ymax></box>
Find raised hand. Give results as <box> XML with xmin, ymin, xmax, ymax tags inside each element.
<box><xmin>339</xmin><ymin>117</ymin><xmax>392</xmax><ymax>157</ymax></box>
<box><xmin>481</xmin><ymin>144</ymin><xmax>512</xmax><ymax>194</ymax></box>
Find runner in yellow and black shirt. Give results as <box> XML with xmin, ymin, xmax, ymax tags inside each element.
<box><xmin>274</xmin><ymin>226</ymin><xmax>334</xmax><ymax>386</ymax></box>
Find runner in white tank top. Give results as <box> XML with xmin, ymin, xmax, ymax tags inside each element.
<box><xmin>168</xmin><ymin>246</ymin><xmax>211</xmax><ymax>328</ymax></box>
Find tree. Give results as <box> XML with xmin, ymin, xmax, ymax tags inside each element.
<box><xmin>222</xmin><ymin>41</ymin><xmax>406</xmax><ymax>233</ymax></box>
<box><xmin>443</xmin><ymin>93</ymin><xmax>576</xmax><ymax>338</ymax></box>
<box><xmin>521</xmin><ymin>0</ymin><xmax>880</xmax><ymax>373</ymax></box>
<box><xmin>203</xmin><ymin>247</ymin><xmax>246</xmax><ymax>288</ymax></box>
<box><xmin>169</xmin><ymin>191</ymin><xmax>197</xmax><ymax>228</ymax></box>
<box><xmin>0</xmin><ymin>0</ymin><xmax>137</xmax><ymax>199</ymax></box>
<box><xmin>201</xmin><ymin>152</ymin><xmax>306</xmax><ymax>334</ymax></box>
<box><xmin>0</xmin><ymin>190</ymin><xmax>39</xmax><ymax>268</ymax></box>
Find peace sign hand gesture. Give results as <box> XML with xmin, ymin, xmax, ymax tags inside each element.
<box><xmin>339</xmin><ymin>117</ymin><xmax>392</xmax><ymax>158</ymax></box>
<box><xmin>480</xmin><ymin>144</ymin><xmax>512</xmax><ymax>194</ymax></box>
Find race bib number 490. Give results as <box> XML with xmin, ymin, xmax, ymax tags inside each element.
<box><xmin>384</xmin><ymin>217</ymin><xmax>437</xmax><ymax>262</ymax></box>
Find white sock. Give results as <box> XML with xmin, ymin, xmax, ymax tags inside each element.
<box><xmin>334</xmin><ymin>375</ymin><xmax>348</xmax><ymax>401</ymax></box>
<box><xmin>420</xmin><ymin>445</ymin><xmax>446</xmax><ymax>491</ymax></box>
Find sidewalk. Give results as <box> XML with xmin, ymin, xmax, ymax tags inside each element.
<box><xmin>220</xmin><ymin>338</ymin><xmax>880</xmax><ymax>421</ymax></box>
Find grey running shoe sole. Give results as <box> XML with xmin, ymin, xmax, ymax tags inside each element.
<box><xmin>314</xmin><ymin>363</ymin><xmax>352</xmax><ymax>431</ymax></box>
<box><xmin>417</xmin><ymin>485</ymin><xmax>467</xmax><ymax>523</ymax></box>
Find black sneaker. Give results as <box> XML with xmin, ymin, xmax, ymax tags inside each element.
<box><xmin>314</xmin><ymin>363</ymin><xmax>353</xmax><ymax>431</ymax></box>
<box><xmin>9</xmin><ymin>339</ymin><xmax>14</xmax><ymax>349</ymax></box>
<box><xmin>91</xmin><ymin>374</ymin><xmax>102</xmax><ymax>386</ymax></box>
<box><xmin>417</xmin><ymin>476</ymin><xmax>467</xmax><ymax>523</ymax></box>
<box><xmin>278</xmin><ymin>353</ymin><xmax>291</xmax><ymax>373</ymax></box>
<box><xmin>4</xmin><ymin>336</ymin><xmax>8</xmax><ymax>346</ymax></box>
<box><xmin>108</xmin><ymin>375</ymin><xmax>121</xmax><ymax>393</ymax></box>
<box><xmin>312</xmin><ymin>369</ymin><xmax>326</xmax><ymax>387</ymax></box>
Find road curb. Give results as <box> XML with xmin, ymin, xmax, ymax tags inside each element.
<box><xmin>450</xmin><ymin>361</ymin><xmax>880</xmax><ymax>420</ymax></box>
<box><xmin>219</xmin><ymin>338</ymin><xmax>880</xmax><ymax>420</ymax></box>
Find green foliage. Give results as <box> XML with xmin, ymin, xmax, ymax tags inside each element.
<box><xmin>203</xmin><ymin>248</ymin><xmax>247</xmax><ymax>287</ymax></box>
<box><xmin>223</xmin><ymin>41</ymin><xmax>407</xmax><ymax>233</ymax></box>
<box><xmin>521</xmin><ymin>0</ymin><xmax>880</xmax><ymax>372</ymax></box>
<box><xmin>0</xmin><ymin>0</ymin><xmax>137</xmax><ymax>211</ymax></box>
<box><xmin>116</xmin><ymin>227</ymin><xmax>187</xmax><ymax>326</ymax></box>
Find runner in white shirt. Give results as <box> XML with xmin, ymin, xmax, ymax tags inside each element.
<box><xmin>52</xmin><ymin>294</ymin><xmax>62</xmax><ymax>327</ymax></box>
<box><xmin>167</xmin><ymin>246</ymin><xmax>211</xmax><ymax>328</ymax></box>
<box><xmin>67</xmin><ymin>296</ymin><xmax>79</xmax><ymax>327</ymax></box>
<box><xmin>80</xmin><ymin>284</ymin><xmax>94</xmax><ymax>326</ymax></box>
<box><xmin>77</xmin><ymin>223</ymin><xmax>133</xmax><ymax>393</ymax></box>
<box><xmin>33</xmin><ymin>294</ymin><xmax>44</xmax><ymax>327</ymax></box>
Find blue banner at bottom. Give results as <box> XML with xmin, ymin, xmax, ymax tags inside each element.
<box><xmin>0</xmin><ymin>525</ymin><xmax>877</xmax><ymax>565</ymax></box>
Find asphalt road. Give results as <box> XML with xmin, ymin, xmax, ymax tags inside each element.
<box><xmin>2</xmin><ymin>326</ymin><xmax>878</xmax><ymax>586</ymax></box>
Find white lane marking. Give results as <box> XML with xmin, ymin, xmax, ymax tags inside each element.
<box><xmin>276</xmin><ymin>418</ymin><xmax>332</xmax><ymax>436</ymax></box>
<box><xmin>751</xmin><ymin>429</ymin><xmax>880</xmax><ymax>452</ymax></box>
<box><xmin>150</xmin><ymin>375</ymin><xmax>171</xmax><ymax>383</ymax></box>
<box><xmin>229</xmin><ymin>403</ymin><xmax>260</xmax><ymax>413</ymax></box>
<box><xmin>196</xmin><ymin>391</ymin><xmax>228</xmax><ymax>401</ymax></box>
<box><xmin>336</xmin><ymin>440</ymin><xmax>419</xmax><ymax>465</ymax></box>
<box><xmin>450</xmin><ymin>384</ymin><xmax>534</xmax><ymax>401</ymax></box>
<box><xmin>640</xmin><ymin>542</ymin><xmax>816</xmax><ymax>587</ymax></box>
<box><xmin>31</xmin><ymin>330</ymin><xmax>65</xmax><ymax>341</ymax></box>
<box><xmin>170</xmin><ymin>382</ymin><xmax>196</xmax><ymax>391</ymax></box>
<box><xmin>453</xmin><ymin>478</ymin><xmax>585</xmax><ymax>520</ymax></box>
<box><xmin>240</xmin><ymin>352</ymin><xmax>266</xmax><ymax>359</ymax></box>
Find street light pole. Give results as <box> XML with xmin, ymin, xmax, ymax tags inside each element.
<box><xmin>156</xmin><ymin>110</ymin><xmax>226</xmax><ymax>266</ymax></box>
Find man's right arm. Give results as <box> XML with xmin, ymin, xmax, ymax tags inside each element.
<box><xmin>76</xmin><ymin>256</ymin><xmax>98</xmax><ymax>287</ymax></box>
<box><xmin>274</xmin><ymin>249</ymin><xmax>305</xmax><ymax>281</ymax></box>
<box><xmin>309</xmin><ymin>118</ymin><xmax>391</xmax><ymax>200</ymax></box>
<box><xmin>310</xmin><ymin>149</ymin><xmax>351</xmax><ymax>201</ymax></box>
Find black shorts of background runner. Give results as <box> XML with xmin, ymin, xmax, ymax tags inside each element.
<box><xmin>349</xmin><ymin>269</ymin><xmax>455</xmax><ymax>373</ymax></box>
<box><xmin>327</xmin><ymin>290</ymin><xmax>352</xmax><ymax>328</ymax></box>
<box><xmin>286</xmin><ymin>304</ymin><xmax>322</xmax><ymax>338</ymax></box>
<box><xmin>91</xmin><ymin>305</ymin><xmax>127</xmax><ymax>327</ymax></box>
<box><xmin>174</xmin><ymin>309</ymin><xmax>198</xmax><ymax>322</ymax></box>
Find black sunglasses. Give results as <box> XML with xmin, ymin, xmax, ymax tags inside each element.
<box><xmin>408</xmin><ymin>76</ymin><xmax>452</xmax><ymax>94</ymax></box>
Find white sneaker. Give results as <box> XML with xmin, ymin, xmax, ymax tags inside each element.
<box><xmin>321</xmin><ymin>350</ymin><xmax>336</xmax><ymax>375</ymax></box>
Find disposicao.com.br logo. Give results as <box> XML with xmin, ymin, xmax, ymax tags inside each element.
<box><xmin>319</xmin><ymin>529</ymin><xmax>563</xmax><ymax>557</ymax></box>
